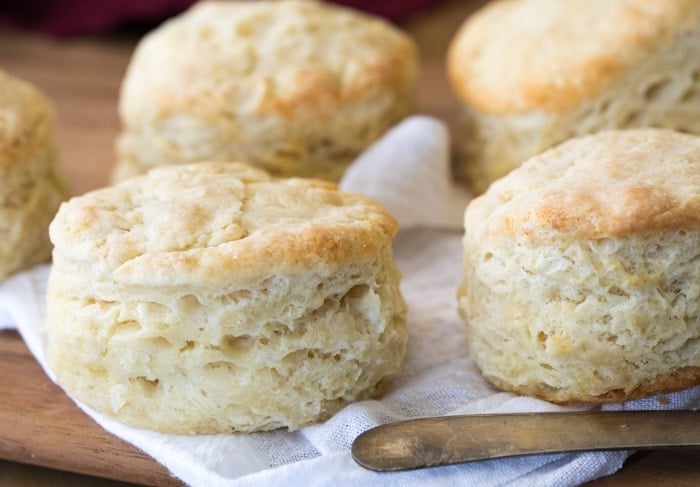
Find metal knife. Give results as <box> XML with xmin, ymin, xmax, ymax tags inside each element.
<box><xmin>352</xmin><ymin>410</ymin><xmax>700</xmax><ymax>471</ymax></box>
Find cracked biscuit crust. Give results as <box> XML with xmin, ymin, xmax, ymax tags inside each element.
<box><xmin>468</xmin><ymin>129</ymin><xmax>700</xmax><ymax>242</ymax></box>
<box><xmin>51</xmin><ymin>161</ymin><xmax>397</xmax><ymax>286</ymax></box>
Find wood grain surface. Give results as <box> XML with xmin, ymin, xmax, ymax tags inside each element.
<box><xmin>0</xmin><ymin>0</ymin><xmax>698</xmax><ymax>485</ymax></box>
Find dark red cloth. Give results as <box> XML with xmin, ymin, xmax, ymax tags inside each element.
<box><xmin>333</xmin><ymin>0</ymin><xmax>441</xmax><ymax>21</ymax></box>
<box><xmin>0</xmin><ymin>0</ymin><xmax>444</xmax><ymax>37</ymax></box>
<box><xmin>0</xmin><ymin>0</ymin><xmax>197</xmax><ymax>36</ymax></box>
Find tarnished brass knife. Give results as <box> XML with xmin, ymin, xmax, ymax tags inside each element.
<box><xmin>352</xmin><ymin>410</ymin><xmax>700</xmax><ymax>471</ymax></box>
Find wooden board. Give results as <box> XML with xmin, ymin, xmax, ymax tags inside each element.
<box><xmin>0</xmin><ymin>1</ymin><xmax>699</xmax><ymax>484</ymax></box>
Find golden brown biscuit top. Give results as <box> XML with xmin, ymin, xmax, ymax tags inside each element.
<box><xmin>466</xmin><ymin>129</ymin><xmax>700</xmax><ymax>241</ymax></box>
<box><xmin>0</xmin><ymin>70</ymin><xmax>53</xmax><ymax>166</ymax></box>
<box><xmin>120</xmin><ymin>0</ymin><xmax>417</xmax><ymax>124</ymax></box>
<box><xmin>50</xmin><ymin>162</ymin><xmax>398</xmax><ymax>287</ymax></box>
<box><xmin>447</xmin><ymin>0</ymin><xmax>700</xmax><ymax>114</ymax></box>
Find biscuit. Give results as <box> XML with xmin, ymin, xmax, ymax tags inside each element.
<box><xmin>46</xmin><ymin>162</ymin><xmax>407</xmax><ymax>433</ymax></box>
<box><xmin>0</xmin><ymin>70</ymin><xmax>68</xmax><ymax>280</ymax></box>
<box><xmin>458</xmin><ymin>129</ymin><xmax>700</xmax><ymax>404</ymax></box>
<box><xmin>448</xmin><ymin>0</ymin><xmax>700</xmax><ymax>194</ymax></box>
<box><xmin>114</xmin><ymin>0</ymin><xmax>417</xmax><ymax>183</ymax></box>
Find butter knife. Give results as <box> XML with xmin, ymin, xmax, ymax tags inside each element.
<box><xmin>351</xmin><ymin>410</ymin><xmax>700</xmax><ymax>471</ymax></box>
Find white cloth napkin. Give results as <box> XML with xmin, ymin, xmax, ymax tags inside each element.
<box><xmin>2</xmin><ymin>116</ymin><xmax>700</xmax><ymax>486</ymax></box>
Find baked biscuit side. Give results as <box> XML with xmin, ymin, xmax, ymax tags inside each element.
<box><xmin>459</xmin><ymin>230</ymin><xmax>700</xmax><ymax>403</ymax></box>
<box><xmin>46</xmin><ymin>243</ymin><xmax>406</xmax><ymax>433</ymax></box>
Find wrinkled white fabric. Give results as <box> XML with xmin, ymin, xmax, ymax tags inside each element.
<box><xmin>1</xmin><ymin>116</ymin><xmax>698</xmax><ymax>486</ymax></box>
